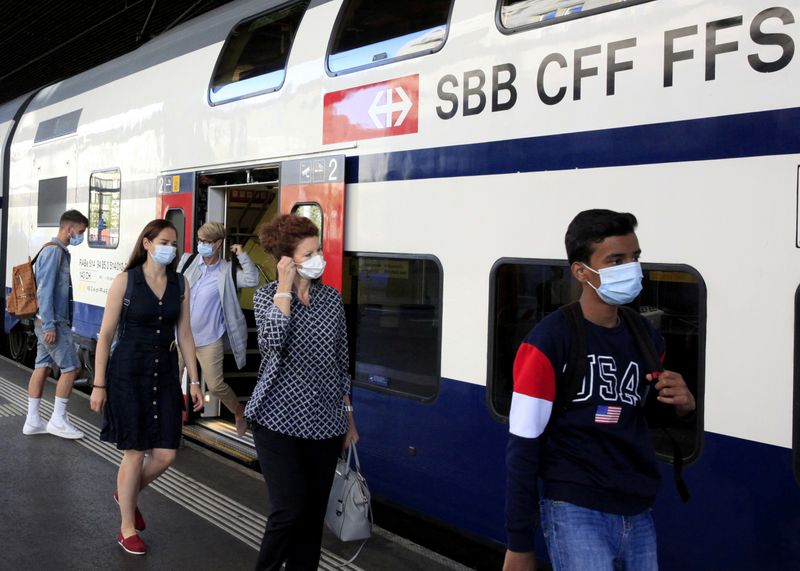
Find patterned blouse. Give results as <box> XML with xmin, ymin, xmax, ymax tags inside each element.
<box><xmin>244</xmin><ymin>281</ymin><xmax>351</xmax><ymax>439</ymax></box>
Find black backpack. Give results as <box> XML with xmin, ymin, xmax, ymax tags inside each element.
<box><xmin>556</xmin><ymin>301</ymin><xmax>690</xmax><ymax>502</ymax></box>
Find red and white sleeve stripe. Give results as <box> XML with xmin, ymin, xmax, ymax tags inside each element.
<box><xmin>509</xmin><ymin>342</ymin><xmax>556</xmax><ymax>439</ymax></box>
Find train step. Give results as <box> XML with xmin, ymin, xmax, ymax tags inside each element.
<box><xmin>182</xmin><ymin>419</ymin><xmax>259</xmax><ymax>468</ymax></box>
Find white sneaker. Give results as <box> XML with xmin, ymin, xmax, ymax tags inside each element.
<box><xmin>46</xmin><ymin>416</ymin><xmax>84</xmax><ymax>440</ymax></box>
<box><xmin>22</xmin><ymin>416</ymin><xmax>48</xmax><ymax>435</ymax></box>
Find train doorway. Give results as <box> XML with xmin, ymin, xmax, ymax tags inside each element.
<box><xmin>181</xmin><ymin>155</ymin><xmax>345</xmax><ymax>465</ymax></box>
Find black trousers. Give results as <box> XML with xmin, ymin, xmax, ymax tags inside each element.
<box><xmin>253</xmin><ymin>425</ymin><xmax>343</xmax><ymax>571</ymax></box>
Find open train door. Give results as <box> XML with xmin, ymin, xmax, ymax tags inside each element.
<box><xmin>279</xmin><ymin>155</ymin><xmax>345</xmax><ymax>291</ymax></box>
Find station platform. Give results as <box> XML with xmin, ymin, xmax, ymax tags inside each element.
<box><xmin>0</xmin><ymin>356</ymin><xmax>472</xmax><ymax>571</ymax></box>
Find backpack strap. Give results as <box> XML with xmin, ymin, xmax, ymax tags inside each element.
<box><xmin>31</xmin><ymin>242</ymin><xmax>66</xmax><ymax>273</ymax></box>
<box><xmin>231</xmin><ymin>257</ymin><xmax>239</xmax><ymax>287</ymax></box>
<box><xmin>117</xmin><ymin>270</ymin><xmax>137</xmax><ymax>340</ymax></box>
<box><xmin>618</xmin><ymin>306</ymin><xmax>663</xmax><ymax>378</ymax></box>
<box><xmin>556</xmin><ymin>302</ymin><xmax>587</xmax><ymax>412</ymax></box>
<box><xmin>179</xmin><ymin>252</ymin><xmax>198</xmax><ymax>275</ymax></box>
<box><xmin>618</xmin><ymin>306</ymin><xmax>690</xmax><ymax>503</ymax></box>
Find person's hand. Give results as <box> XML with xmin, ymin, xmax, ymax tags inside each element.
<box><xmin>503</xmin><ymin>550</ymin><xmax>536</xmax><ymax>571</ymax></box>
<box><xmin>190</xmin><ymin>384</ymin><xmax>204</xmax><ymax>412</ymax></box>
<box><xmin>647</xmin><ymin>370</ymin><xmax>696</xmax><ymax>415</ymax></box>
<box><xmin>230</xmin><ymin>244</ymin><xmax>244</xmax><ymax>256</ymax></box>
<box><xmin>44</xmin><ymin>329</ymin><xmax>56</xmax><ymax>345</ymax></box>
<box><xmin>276</xmin><ymin>256</ymin><xmax>297</xmax><ymax>288</ymax></box>
<box><xmin>343</xmin><ymin>421</ymin><xmax>359</xmax><ymax>450</ymax></box>
<box><xmin>90</xmin><ymin>387</ymin><xmax>106</xmax><ymax>413</ymax></box>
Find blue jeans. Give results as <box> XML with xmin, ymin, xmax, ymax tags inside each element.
<box><xmin>541</xmin><ymin>498</ymin><xmax>658</xmax><ymax>571</ymax></box>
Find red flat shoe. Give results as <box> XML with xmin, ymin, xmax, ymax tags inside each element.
<box><xmin>117</xmin><ymin>531</ymin><xmax>147</xmax><ymax>555</ymax></box>
<box><xmin>114</xmin><ymin>490</ymin><xmax>146</xmax><ymax>531</ymax></box>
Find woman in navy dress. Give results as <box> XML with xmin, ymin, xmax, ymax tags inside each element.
<box><xmin>90</xmin><ymin>219</ymin><xmax>203</xmax><ymax>555</ymax></box>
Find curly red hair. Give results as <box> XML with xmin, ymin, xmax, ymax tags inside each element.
<box><xmin>259</xmin><ymin>214</ymin><xmax>319</xmax><ymax>261</ymax></box>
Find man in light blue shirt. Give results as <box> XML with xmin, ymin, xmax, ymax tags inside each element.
<box><xmin>23</xmin><ymin>209</ymin><xmax>89</xmax><ymax>439</ymax></box>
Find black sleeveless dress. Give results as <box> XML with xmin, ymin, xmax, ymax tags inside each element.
<box><xmin>100</xmin><ymin>265</ymin><xmax>184</xmax><ymax>450</ymax></box>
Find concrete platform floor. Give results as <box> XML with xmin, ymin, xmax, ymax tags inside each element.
<box><xmin>0</xmin><ymin>356</ymin><xmax>470</xmax><ymax>571</ymax></box>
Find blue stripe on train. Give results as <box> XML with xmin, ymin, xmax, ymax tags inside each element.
<box><xmin>3</xmin><ymin>290</ymin><xmax>103</xmax><ymax>337</ymax></box>
<box><xmin>346</xmin><ymin>106</ymin><xmax>800</xmax><ymax>184</ymax></box>
<box><xmin>353</xmin><ymin>378</ymin><xmax>800</xmax><ymax>569</ymax></box>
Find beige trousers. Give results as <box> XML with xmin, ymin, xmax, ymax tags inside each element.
<box><xmin>180</xmin><ymin>338</ymin><xmax>240</xmax><ymax>415</ymax></box>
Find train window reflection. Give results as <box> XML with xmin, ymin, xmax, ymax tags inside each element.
<box><xmin>209</xmin><ymin>2</ymin><xmax>307</xmax><ymax>105</ymax></box>
<box><xmin>498</xmin><ymin>0</ymin><xmax>649</xmax><ymax>31</ymax></box>
<box><xmin>88</xmin><ymin>169</ymin><xmax>121</xmax><ymax>249</ymax></box>
<box><xmin>342</xmin><ymin>254</ymin><xmax>442</xmax><ymax>400</ymax></box>
<box><xmin>489</xmin><ymin>259</ymin><xmax>704</xmax><ymax>462</ymax></box>
<box><xmin>328</xmin><ymin>0</ymin><xmax>453</xmax><ymax>74</ymax></box>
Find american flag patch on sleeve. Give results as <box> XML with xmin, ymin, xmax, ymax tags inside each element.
<box><xmin>595</xmin><ymin>405</ymin><xmax>622</xmax><ymax>424</ymax></box>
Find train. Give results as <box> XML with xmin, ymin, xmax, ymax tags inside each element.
<box><xmin>2</xmin><ymin>0</ymin><xmax>800</xmax><ymax>568</ymax></box>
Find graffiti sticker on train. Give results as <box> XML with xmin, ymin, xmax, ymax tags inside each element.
<box><xmin>323</xmin><ymin>74</ymin><xmax>419</xmax><ymax>144</ymax></box>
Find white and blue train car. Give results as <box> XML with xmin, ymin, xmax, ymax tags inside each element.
<box><xmin>2</xmin><ymin>0</ymin><xmax>800</xmax><ymax>567</ymax></box>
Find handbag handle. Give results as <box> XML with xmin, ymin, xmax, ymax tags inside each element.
<box><xmin>343</xmin><ymin>441</ymin><xmax>362</xmax><ymax>475</ymax></box>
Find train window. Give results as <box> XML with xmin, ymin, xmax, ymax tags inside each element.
<box><xmin>794</xmin><ymin>285</ymin><xmax>800</xmax><ymax>483</ymax></box>
<box><xmin>291</xmin><ymin>203</ymin><xmax>323</xmax><ymax>236</ymax></box>
<box><xmin>488</xmin><ymin>259</ymin><xmax>705</xmax><ymax>463</ymax></box>
<box><xmin>88</xmin><ymin>169</ymin><xmax>121</xmax><ymax>249</ymax></box>
<box><xmin>328</xmin><ymin>0</ymin><xmax>453</xmax><ymax>74</ymax></box>
<box><xmin>209</xmin><ymin>2</ymin><xmax>307</xmax><ymax>105</ymax></box>
<box><xmin>37</xmin><ymin>176</ymin><xmax>68</xmax><ymax>226</ymax></box>
<box><xmin>342</xmin><ymin>254</ymin><xmax>442</xmax><ymax>400</ymax></box>
<box><xmin>497</xmin><ymin>0</ymin><xmax>653</xmax><ymax>32</ymax></box>
<box><xmin>165</xmin><ymin>209</ymin><xmax>186</xmax><ymax>260</ymax></box>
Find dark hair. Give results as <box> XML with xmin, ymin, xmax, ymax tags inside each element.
<box><xmin>125</xmin><ymin>219</ymin><xmax>179</xmax><ymax>272</ymax></box>
<box><xmin>565</xmin><ymin>209</ymin><xmax>638</xmax><ymax>264</ymax></box>
<box><xmin>259</xmin><ymin>214</ymin><xmax>319</xmax><ymax>261</ymax></box>
<box><xmin>59</xmin><ymin>209</ymin><xmax>89</xmax><ymax>227</ymax></box>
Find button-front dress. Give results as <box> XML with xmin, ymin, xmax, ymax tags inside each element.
<box><xmin>100</xmin><ymin>265</ymin><xmax>184</xmax><ymax>450</ymax></box>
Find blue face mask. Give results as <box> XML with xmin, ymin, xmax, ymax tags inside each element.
<box><xmin>152</xmin><ymin>244</ymin><xmax>177</xmax><ymax>266</ymax></box>
<box><xmin>583</xmin><ymin>261</ymin><xmax>643</xmax><ymax>305</ymax></box>
<box><xmin>197</xmin><ymin>242</ymin><xmax>214</xmax><ymax>258</ymax></box>
<box><xmin>69</xmin><ymin>232</ymin><xmax>84</xmax><ymax>246</ymax></box>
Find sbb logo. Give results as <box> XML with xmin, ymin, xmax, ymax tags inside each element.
<box><xmin>323</xmin><ymin>75</ymin><xmax>419</xmax><ymax>144</ymax></box>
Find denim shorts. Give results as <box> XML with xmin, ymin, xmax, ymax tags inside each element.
<box><xmin>34</xmin><ymin>321</ymin><xmax>80</xmax><ymax>373</ymax></box>
<box><xmin>540</xmin><ymin>498</ymin><xmax>658</xmax><ymax>571</ymax></box>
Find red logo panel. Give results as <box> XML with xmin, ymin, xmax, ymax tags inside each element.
<box><xmin>323</xmin><ymin>75</ymin><xmax>419</xmax><ymax>145</ymax></box>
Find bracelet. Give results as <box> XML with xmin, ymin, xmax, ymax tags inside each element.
<box><xmin>190</xmin><ymin>381</ymin><xmax>201</xmax><ymax>385</ymax></box>
<box><xmin>93</xmin><ymin>385</ymin><xmax>107</xmax><ymax>389</ymax></box>
<box><xmin>273</xmin><ymin>292</ymin><xmax>292</xmax><ymax>300</ymax></box>
<box><xmin>344</xmin><ymin>405</ymin><xmax>354</xmax><ymax>413</ymax></box>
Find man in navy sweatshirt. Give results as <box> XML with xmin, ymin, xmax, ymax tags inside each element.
<box><xmin>503</xmin><ymin>210</ymin><xmax>695</xmax><ymax>571</ymax></box>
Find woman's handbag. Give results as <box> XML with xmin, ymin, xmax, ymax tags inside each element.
<box><xmin>325</xmin><ymin>442</ymin><xmax>372</xmax><ymax>561</ymax></box>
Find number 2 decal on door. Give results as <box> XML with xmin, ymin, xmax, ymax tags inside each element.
<box><xmin>280</xmin><ymin>155</ymin><xmax>345</xmax><ymax>291</ymax></box>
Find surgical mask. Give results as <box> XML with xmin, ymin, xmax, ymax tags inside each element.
<box><xmin>197</xmin><ymin>242</ymin><xmax>214</xmax><ymax>258</ymax></box>
<box><xmin>69</xmin><ymin>232</ymin><xmax>84</xmax><ymax>246</ymax></box>
<box><xmin>152</xmin><ymin>244</ymin><xmax>177</xmax><ymax>266</ymax></box>
<box><xmin>582</xmin><ymin>261</ymin><xmax>643</xmax><ymax>305</ymax></box>
<box><xmin>297</xmin><ymin>255</ymin><xmax>326</xmax><ymax>280</ymax></box>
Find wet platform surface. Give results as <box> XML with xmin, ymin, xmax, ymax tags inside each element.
<box><xmin>0</xmin><ymin>356</ymin><xmax>470</xmax><ymax>571</ymax></box>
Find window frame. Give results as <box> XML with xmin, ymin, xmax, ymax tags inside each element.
<box><xmin>291</xmin><ymin>202</ymin><xmax>324</xmax><ymax>238</ymax></box>
<box><xmin>325</xmin><ymin>0</ymin><xmax>457</xmax><ymax>77</ymax></box>
<box><xmin>206</xmin><ymin>1</ymin><xmax>309</xmax><ymax>107</ymax></box>
<box><xmin>495</xmin><ymin>0</ymin><xmax>656</xmax><ymax>35</ymax></box>
<box><xmin>343</xmin><ymin>250</ymin><xmax>444</xmax><ymax>402</ymax></box>
<box><xmin>486</xmin><ymin>257</ymin><xmax>706</xmax><ymax>465</ymax></box>
<box><xmin>794</xmin><ymin>284</ymin><xmax>800</xmax><ymax>483</ymax></box>
<box><xmin>87</xmin><ymin>167</ymin><xmax>121</xmax><ymax>250</ymax></box>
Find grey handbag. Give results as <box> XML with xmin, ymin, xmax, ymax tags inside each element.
<box><xmin>326</xmin><ymin>442</ymin><xmax>372</xmax><ymax>545</ymax></box>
